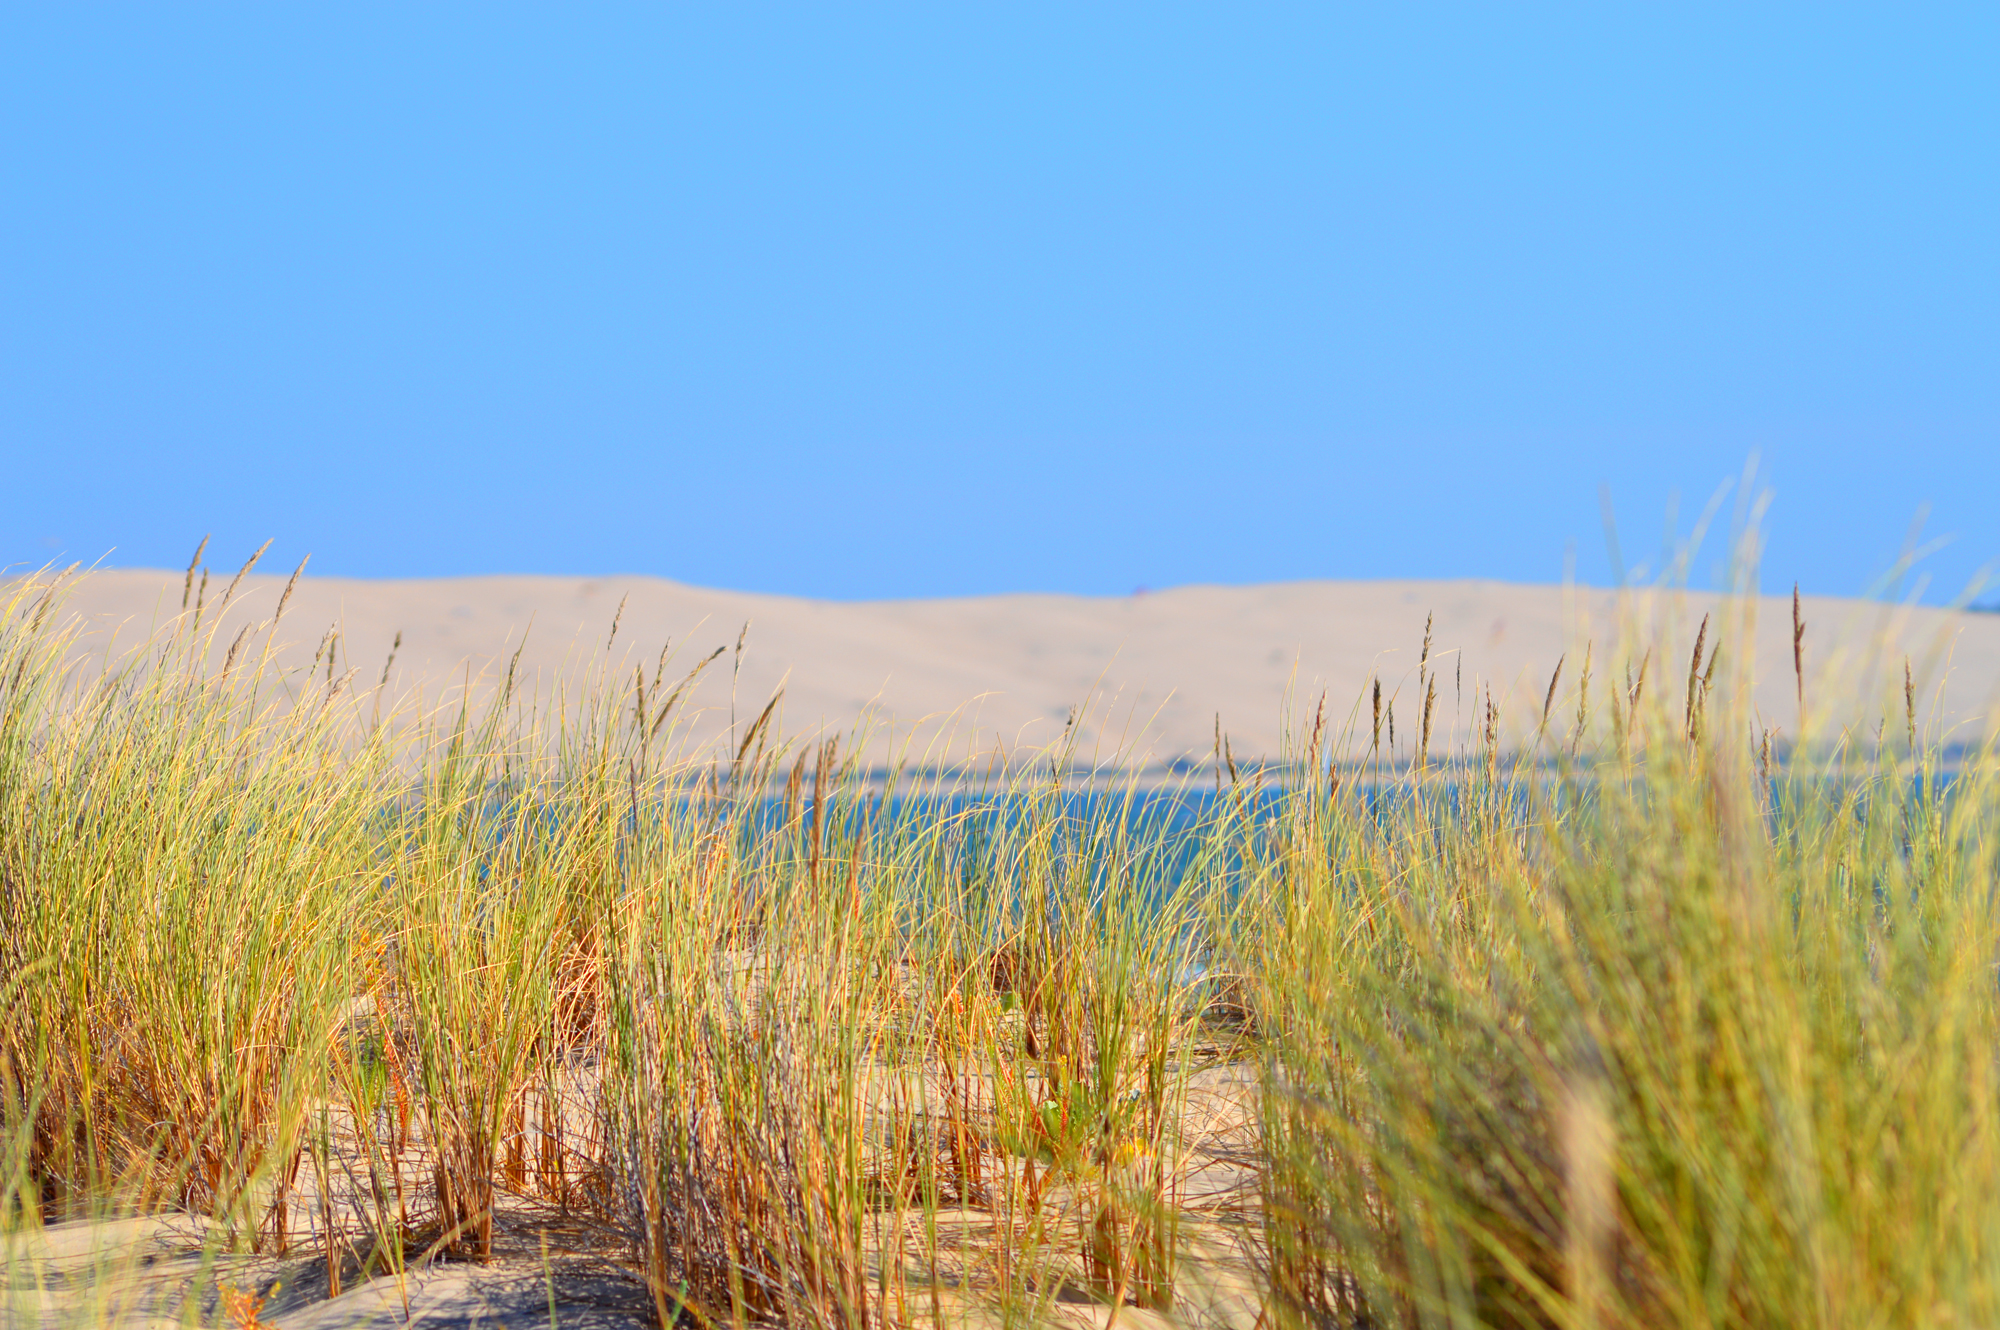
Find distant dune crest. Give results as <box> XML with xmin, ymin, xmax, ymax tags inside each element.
<box><xmin>18</xmin><ymin>568</ymin><xmax>1999</xmax><ymax>764</ymax></box>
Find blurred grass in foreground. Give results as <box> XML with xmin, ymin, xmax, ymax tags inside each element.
<box><xmin>0</xmin><ymin>558</ymin><xmax>1995</xmax><ymax>1329</ymax></box>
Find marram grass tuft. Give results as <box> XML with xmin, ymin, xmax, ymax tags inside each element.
<box><xmin>0</xmin><ymin>566</ymin><xmax>1994</xmax><ymax>1328</ymax></box>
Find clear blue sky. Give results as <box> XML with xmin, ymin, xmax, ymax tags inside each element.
<box><xmin>3</xmin><ymin>6</ymin><xmax>1995</xmax><ymax>602</ymax></box>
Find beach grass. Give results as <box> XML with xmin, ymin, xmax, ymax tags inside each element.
<box><xmin>1</xmin><ymin>560</ymin><xmax>1996</xmax><ymax>1328</ymax></box>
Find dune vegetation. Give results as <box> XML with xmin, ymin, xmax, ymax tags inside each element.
<box><xmin>1</xmin><ymin>556</ymin><xmax>1996</xmax><ymax>1329</ymax></box>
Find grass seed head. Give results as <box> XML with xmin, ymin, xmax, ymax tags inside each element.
<box><xmin>182</xmin><ymin>533</ymin><xmax>211</xmax><ymax>609</ymax></box>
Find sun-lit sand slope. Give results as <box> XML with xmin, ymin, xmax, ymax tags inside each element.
<box><xmin>26</xmin><ymin>568</ymin><xmax>2000</xmax><ymax>762</ymax></box>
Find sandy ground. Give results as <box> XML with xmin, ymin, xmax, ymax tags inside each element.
<box><xmin>2</xmin><ymin>1050</ymin><xmax>1263</xmax><ymax>1330</ymax></box>
<box><xmin>13</xmin><ymin>568</ymin><xmax>1999</xmax><ymax>765</ymax></box>
<box><xmin>2</xmin><ymin>1211</ymin><xmax>656</xmax><ymax>1329</ymax></box>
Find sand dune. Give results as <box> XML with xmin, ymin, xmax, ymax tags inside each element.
<box><xmin>16</xmin><ymin>568</ymin><xmax>2000</xmax><ymax>764</ymax></box>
